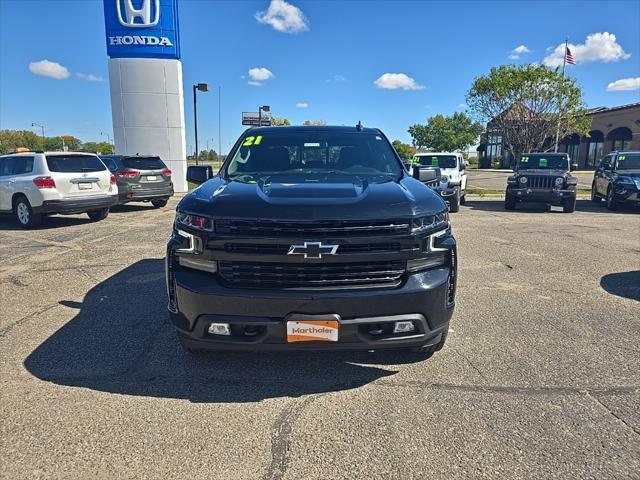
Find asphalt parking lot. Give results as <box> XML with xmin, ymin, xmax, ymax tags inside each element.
<box><xmin>1</xmin><ymin>198</ymin><xmax>639</xmax><ymax>480</ymax></box>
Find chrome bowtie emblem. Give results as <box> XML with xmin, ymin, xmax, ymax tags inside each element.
<box><xmin>287</xmin><ymin>241</ymin><xmax>339</xmax><ymax>259</ymax></box>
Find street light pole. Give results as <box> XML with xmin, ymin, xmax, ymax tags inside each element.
<box><xmin>193</xmin><ymin>83</ymin><xmax>210</xmax><ymax>165</ymax></box>
<box><xmin>32</xmin><ymin>122</ymin><xmax>45</xmax><ymax>149</ymax></box>
<box><xmin>218</xmin><ymin>86</ymin><xmax>222</xmax><ymax>157</ymax></box>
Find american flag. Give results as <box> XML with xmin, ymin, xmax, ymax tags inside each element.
<box><xmin>565</xmin><ymin>46</ymin><xmax>576</xmax><ymax>65</ymax></box>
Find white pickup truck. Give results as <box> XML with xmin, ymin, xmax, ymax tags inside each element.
<box><xmin>412</xmin><ymin>152</ymin><xmax>467</xmax><ymax>212</ymax></box>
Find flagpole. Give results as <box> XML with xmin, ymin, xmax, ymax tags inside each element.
<box><xmin>554</xmin><ymin>38</ymin><xmax>568</xmax><ymax>152</ymax></box>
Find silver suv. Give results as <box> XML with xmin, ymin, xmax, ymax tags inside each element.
<box><xmin>0</xmin><ymin>151</ymin><xmax>118</xmax><ymax>228</ymax></box>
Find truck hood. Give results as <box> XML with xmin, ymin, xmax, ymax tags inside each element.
<box><xmin>178</xmin><ymin>174</ymin><xmax>447</xmax><ymax>220</ymax></box>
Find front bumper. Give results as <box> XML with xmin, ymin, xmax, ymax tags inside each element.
<box><xmin>169</xmin><ymin>266</ymin><xmax>455</xmax><ymax>352</ymax></box>
<box><xmin>612</xmin><ymin>185</ymin><xmax>640</xmax><ymax>205</ymax></box>
<box><xmin>34</xmin><ymin>195</ymin><xmax>118</xmax><ymax>215</ymax></box>
<box><xmin>507</xmin><ymin>187</ymin><xmax>575</xmax><ymax>203</ymax></box>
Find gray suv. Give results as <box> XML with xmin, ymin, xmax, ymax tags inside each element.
<box><xmin>100</xmin><ymin>155</ymin><xmax>174</xmax><ymax>208</ymax></box>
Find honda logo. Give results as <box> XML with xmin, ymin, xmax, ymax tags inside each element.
<box><xmin>116</xmin><ymin>0</ymin><xmax>160</xmax><ymax>28</ymax></box>
<box><xmin>287</xmin><ymin>242</ymin><xmax>339</xmax><ymax>259</ymax></box>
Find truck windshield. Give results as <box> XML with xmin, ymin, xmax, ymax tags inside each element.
<box><xmin>518</xmin><ymin>154</ymin><xmax>568</xmax><ymax>170</ymax></box>
<box><xmin>226</xmin><ymin>131</ymin><xmax>402</xmax><ymax>180</ymax></box>
<box><xmin>414</xmin><ymin>155</ymin><xmax>457</xmax><ymax>168</ymax></box>
<box><xmin>616</xmin><ymin>153</ymin><xmax>640</xmax><ymax>170</ymax></box>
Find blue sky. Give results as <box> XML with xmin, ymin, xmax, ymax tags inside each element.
<box><xmin>1</xmin><ymin>0</ymin><xmax>639</xmax><ymax>153</ymax></box>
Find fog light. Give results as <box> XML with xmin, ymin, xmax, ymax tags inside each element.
<box><xmin>178</xmin><ymin>256</ymin><xmax>217</xmax><ymax>273</ymax></box>
<box><xmin>393</xmin><ymin>321</ymin><xmax>415</xmax><ymax>334</ymax></box>
<box><xmin>208</xmin><ymin>323</ymin><xmax>230</xmax><ymax>335</ymax></box>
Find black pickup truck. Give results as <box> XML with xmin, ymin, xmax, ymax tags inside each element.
<box><xmin>166</xmin><ymin>126</ymin><xmax>457</xmax><ymax>356</ymax></box>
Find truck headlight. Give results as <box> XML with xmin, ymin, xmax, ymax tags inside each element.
<box><xmin>177</xmin><ymin>211</ymin><xmax>214</xmax><ymax>232</ymax></box>
<box><xmin>412</xmin><ymin>211</ymin><xmax>449</xmax><ymax>233</ymax></box>
<box><xmin>519</xmin><ymin>177</ymin><xmax>528</xmax><ymax>184</ymax></box>
<box><xmin>555</xmin><ymin>177</ymin><xmax>564</xmax><ymax>187</ymax></box>
<box><xmin>441</xmin><ymin>175</ymin><xmax>449</xmax><ymax>183</ymax></box>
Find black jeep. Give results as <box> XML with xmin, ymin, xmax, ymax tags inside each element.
<box><xmin>505</xmin><ymin>153</ymin><xmax>578</xmax><ymax>213</ymax></box>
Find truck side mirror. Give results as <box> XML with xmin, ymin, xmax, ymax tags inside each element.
<box><xmin>186</xmin><ymin>165</ymin><xmax>213</xmax><ymax>185</ymax></box>
<box><xmin>570</xmin><ymin>163</ymin><xmax>578</xmax><ymax>171</ymax></box>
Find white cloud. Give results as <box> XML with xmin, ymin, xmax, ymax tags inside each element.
<box><xmin>543</xmin><ymin>32</ymin><xmax>631</xmax><ymax>67</ymax></box>
<box><xmin>296</xmin><ymin>102</ymin><xmax>308</xmax><ymax>108</ymax></box>
<box><xmin>76</xmin><ymin>72</ymin><xmax>104</xmax><ymax>82</ymax></box>
<box><xmin>509</xmin><ymin>45</ymin><xmax>531</xmax><ymax>59</ymax></box>
<box><xmin>458</xmin><ymin>103</ymin><xmax>466</xmax><ymax>108</ymax></box>
<box><xmin>28</xmin><ymin>59</ymin><xmax>70</xmax><ymax>80</ymax></box>
<box><xmin>255</xmin><ymin>0</ymin><xmax>308</xmax><ymax>34</ymax></box>
<box><xmin>247</xmin><ymin>67</ymin><xmax>274</xmax><ymax>86</ymax></box>
<box><xmin>607</xmin><ymin>77</ymin><xmax>640</xmax><ymax>91</ymax></box>
<box><xmin>374</xmin><ymin>73</ymin><xmax>424</xmax><ymax>90</ymax></box>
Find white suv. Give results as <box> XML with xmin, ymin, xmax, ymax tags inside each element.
<box><xmin>412</xmin><ymin>152</ymin><xmax>467</xmax><ymax>212</ymax></box>
<box><xmin>0</xmin><ymin>151</ymin><xmax>118</xmax><ymax>228</ymax></box>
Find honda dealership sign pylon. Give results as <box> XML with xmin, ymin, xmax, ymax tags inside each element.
<box><xmin>104</xmin><ymin>0</ymin><xmax>188</xmax><ymax>192</ymax></box>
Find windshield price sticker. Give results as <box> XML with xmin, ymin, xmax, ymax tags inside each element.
<box><xmin>618</xmin><ymin>155</ymin><xmax>626</xmax><ymax>161</ymax></box>
<box><xmin>431</xmin><ymin>157</ymin><xmax>439</xmax><ymax>166</ymax></box>
<box><xmin>539</xmin><ymin>158</ymin><xmax>548</xmax><ymax>167</ymax></box>
<box><xmin>242</xmin><ymin>135</ymin><xmax>263</xmax><ymax>147</ymax></box>
<box><xmin>520</xmin><ymin>156</ymin><xmax>529</xmax><ymax>163</ymax></box>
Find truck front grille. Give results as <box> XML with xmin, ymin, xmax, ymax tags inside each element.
<box><xmin>219</xmin><ymin>242</ymin><xmax>409</xmax><ymax>255</ymax></box>
<box><xmin>215</xmin><ymin>219</ymin><xmax>411</xmax><ymax>237</ymax></box>
<box><xmin>218</xmin><ymin>260</ymin><xmax>406</xmax><ymax>289</ymax></box>
<box><xmin>524</xmin><ymin>176</ymin><xmax>559</xmax><ymax>189</ymax></box>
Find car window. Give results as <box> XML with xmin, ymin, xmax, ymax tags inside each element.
<box><xmin>413</xmin><ymin>155</ymin><xmax>457</xmax><ymax>168</ymax></box>
<box><xmin>11</xmin><ymin>156</ymin><xmax>34</xmax><ymax>175</ymax></box>
<box><xmin>122</xmin><ymin>156</ymin><xmax>166</xmax><ymax>170</ymax></box>
<box><xmin>615</xmin><ymin>153</ymin><xmax>640</xmax><ymax>170</ymax></box>
<box><xmin>518</xmin><ymin>154</ymin><xmax>569</xmax><ymax>170</ymax></box>
<box><xmin>101</xmin><ymin>158</ymin><xmax>118</xmax><ymax>171</ymax></box>
<box><xmin>226</xmin><ymin>131</ymin><xmax>402</xmax><ymax>181</ymax></box>
<box><xmin>0</xmin><ymin>157</ymin><xmax>12</xmax><ymax>176</ymax></box>
<box><xmin>46</xmin><ymin>154</ymin><xmax>107</xmax><ymax>172</ymax></box>
<box><xmin>600</xmin><ymin>156</ymin><xmax>613</xmax><ymax>170</ymax></box>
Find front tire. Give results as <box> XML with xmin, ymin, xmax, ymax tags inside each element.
<box><xmin>87</xmin><ymin>208</ymin><xmax>109</xmax><ymax>221</ymax></box>
<box><xmin>449</xmin><ymin>190</ymin><xmax>460</xmax><ymax>213</ymax></box>
<box><xmin>563</xmin><ymin>196</ymin><xmax>576</xmax><ymax>213</ymax></box>
<box><xmin>151</xmin><ymin>198</ymin><xmax>168</xmax><ymax>208</ymax></box>
<box><xmin>504</xmin><ymin>194</ymin><xmax>516</xmax><ymax>210</ymax></box>
<box><xmin>14</xmin><ymin>195</ymin><xmax>42</xmax><ymax>229</ymax></box>
<box><xmin>606</xmin><ymin>187</ymin><xmax>618</xmax><ymax>211</ymax></box>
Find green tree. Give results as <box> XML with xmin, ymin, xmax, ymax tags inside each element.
<box><xmin>392</xmin><ymin>139</ymin><xmax>414</xmax><ymax>160</ymax></box>
<box><xmin>465</xmin><ymin>64</ymin><xmax>590</xmax><ymax>158</ymax></box>
<box><xmin>271</xmin><ymin>117</ymin><xmax>291</xmax><ymax>126</ymax></box>
<box><xmin>81</xmin><ymin>141</ymin><xmax>113</xmax><ymax>154</ymax></box>
<box><xmin>408</xmin><ymin>112</ymin><xmax>483</xmax><ymax>152</ymax></box>
<box><xmin>0</xmin><ymin>130</ymin><xmax>41</xmax><ymax>153</ymax></box>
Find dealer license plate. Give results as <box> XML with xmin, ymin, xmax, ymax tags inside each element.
<box><xmin>287</xmin><ymin>320</ymin><xmax>339</xmax><ymax>342</ymax></box>
<box><xmin>78</xmin><ymin>183</ymin><xmax>92</xmax><ymax>190</ymax></box>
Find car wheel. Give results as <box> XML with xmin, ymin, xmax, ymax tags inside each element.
<box><xmin>562</xmin><ymin>196</ymin><xmax>576</xmax><ymax>213</ymax></box>
<box><xmin>14</xmin><ymin>195</ymin><xmax>42</xmax><ymax>229</ymax></box>
<box><xmin>87</xmin><ymin>208</ymin><xmax>109</xmax><ymax>221</ymax></box>
<box><xmin>605</xmin><ymin>187</ymin><xmax>618</xmax><ymax>211</ymax></box>
<box><xmin>449</xmin><ymin>190</ymin><xmax>460</xmax><ymax>213</ymax></box>
<box><xmin>591</xmin><ymin>183</ymin><xmax>601</xmax><ymax>203</ymax></box>
<box><xmin>151</xmin><ymin>198</ymin><xmax>168</xmax><ymax>208</ymax></box>
<box><xmin>504</xmin><ymin>194</ymin><xmax>516</xmax><ymax>210</ymax></box>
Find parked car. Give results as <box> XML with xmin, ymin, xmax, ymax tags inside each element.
<box><xmin>412</xmin><ymin>152</ymin><xmax>467</xmax><ymax>212</ymax></box>
<box><xmin>166</xmin><ymin>125</ymin><xmax>457</xmax><ymax>356</ymax></box>
<box><xmin>411</xmin><ymin>164</ymin><xmax>457</xmax><ymax>209</ymax></box>
<box><xmin>591</xmin><ymin>151</ymin><xmax>640</xmax><ymax>210</ymax></box>
<box><xmin>505</xmin><ymin>152</ymin><xmax>578</xmax><ymax>212</ymax></box>
<box><xmin>99</xmin><ymin>154</ymin><xmax>173</xmax><ymax>208</ymax></box>
<box><xmin>0</xmin><ymin>151</ymin><xmax>118</xmax><ymax>228</ymax></box>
